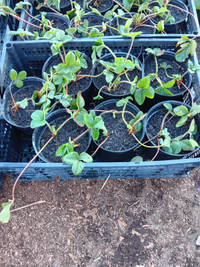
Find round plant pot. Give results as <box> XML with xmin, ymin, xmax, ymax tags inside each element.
<box><xmin>26</xmin><ymin>12</ymin><xmax>70</xmax><ymax>39</ymax></box>
<box><xmin>32</xmin><ymin>109</ymin><xmax>91</xmax><ymax>163</ymax></box>
<box><xmin>92</xmin><ymin>52</ymin><xmax>144</xmax><ymax>100</ymax></box>
<box><xmin>42</xmin><ymin>52</ymin><xmax>93</xmax><ymax>105</ymax></box>
<box><xmin>36</xmin><ymin>0</ymin><xmax>72</xmax><ymax>14</ymax></box>
<box><xmin>109</xmin><ymin>12</ymin><xmax>156</xmax><ymax>36</ymax></box>
<box><xmin>70</xmin><ymin>14</ymin><xmax>109</xmax><ymax>38</ymax></box>
<box><xmin>93</xmin><ymin>99</ymin><xmax>145</xmax><ymax>162</ymax></box>
<box><xmin>149</xmin><ymin>0</ymin><xmax>188</xmax><ymax>33</ymax></box>
<box><xmin>144</xmin><ymin>51</ymin><xmax>192</xmax><ymax>104</ymax></box>
<box><xmin>145</xmin><ymin>100</ymin><xmax>200</xmax><ymax>160</ymax></box>
<box><xmin>3</xmin><ymin>77</ymin><xmax>47</xmax><ymax>132</ymax></box>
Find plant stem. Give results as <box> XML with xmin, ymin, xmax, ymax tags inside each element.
<box><xmin>77</xmin><ymin>70</ymin><xmax>105</xmax><ymax>79</ymax></box>
<box><xmin>56</xmin><ymin>117</ymin><xmax>72</xmax><ymax>133</ymax></box>
<box><xmin>154</xmin><ymin>54</ymin><xmax>158</xmax><ymax>76</ymax></box>
<box><xmin>121</xmin><ymin>101</ymin><xmax>162</xmax><ymax>149</ymax></box>
<box><xmin>113</xmin><ymin>0</ymin><xmax>133</xmax><ymax>19</ymax></box>
<box><xmin>9</xmin><ymin>81</ymin><xmax>17</xmax><ymax>109</ymax></box>
<box><xmin>91</xmin><ymin>134</ymin><xmax>109</xmax><ymax>157</ymax></box>
<box><xmin>181</xmin><ymin>82</ymin><xmax>194</xmax><ymax>106</ymax></box>
<box><xmin>3</xmin><ymin>10</ymin><xmax>42</xmax><ymax>29</ymax></box>
<box><xmin>12</xmin><ymin>135</ymin><xmax>55</xmax><ymax>203</ymax></box>
<box><xmin>104</xmin><ymin>46</ymin><xmax>116</xmax><ymax>58</ymax></box>
<box><xmin>73</xmin><ymin>128</ymin><xmax>90</xmax><ymax>143</ymax></box>
<box><xmin>151</xmin><ymin>138</ymin><xmax>160</xmax><ymax>161</ymax></box>
<box><xmin>46</xmin><ymin>3</ymin><xmax>63</xmax><ymax>16</ymax></box>
<box><xmin>62</xmin><ymin>44</ymin><xmax>66</xmax><ymax>58</ymax></box>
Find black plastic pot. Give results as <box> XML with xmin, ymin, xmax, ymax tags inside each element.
<box><xmin>93</xmin><ymin>99</ymin><xmax>145</xmax><ymax>162</ymax></box>
<box><xmin>109</xmin><ymin>12</ymin><xmax>156</xmax><ymax>36</ymax></box>
<box><xmin>70</xmin><ymin>13</ymin><xmax>109</xmax><ymax>38</ymax></box>
<box><xmin>32</xmin><ymin>109</ymin><xmax>92</xmax><ymax>163</ymax></box>
<box><xmin>3</xmin><ymin>77</ymin><xmax>46</xmax><ymax>132</ymax></box>
<box><xmin>42</xmin><ymin>52</ymin><xmax>93</xmax><ymax>105</ymax></box>
<box><xmin>92</xmin><ymin>52</ymin><xmax>144</xmax><ymax>100</ymax></box>
<box><xmin>26</xmin><ymin>12</ymin><xmax>70</xmax><ymax>39</ymax></box>
<box><xmin>149</xmin><ymin>0</ymin><xmax>188</xmax><ymax>33</ymax></box>
<box><xmin>144</xmin><ymin>100</ymin><xmax>200</xmax><ymax>160</ymax></box>
<box><xmin>144</xmin><ymin>51</ymin><xmax>192</xmax><ymax>104</ymax></box>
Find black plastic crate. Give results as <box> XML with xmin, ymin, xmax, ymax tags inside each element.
<box><xmin>16</xmin><ymin>0</ymin><xmax>200</xmax><ymax>39</ymax></box>
<box><xmin>2</xmin><ymin>38</ymin><xmax>200</xmax><ymax>99</ymax></box>
<box><xmin>0</xmin><ymin>38</ymin><xmax>200</xmax><ymax>181</ymax></box>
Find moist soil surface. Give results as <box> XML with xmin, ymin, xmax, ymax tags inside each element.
<box><xmin>40</xmin><ymin>116</ymin><xmax>90</xmax><ymax>163</ymax></box>
<box><xmin>27</xmin><ymin>14</ymin><xmax>69</xmax><ymax>36</ymax></box>
<box><xmin>95</xmin><ymin>103</ymin><xmax>143</xmax><ymax>152</ymax></box>
<box><xmin>1</xmin><ymin>173</ymin><xmax>200</xmax><ymax>266</ymax></box>
<box><xmin>144</xmin><ymin>55</ymin><xmax>188</xmax><ymax>95</ymax></box>
<box><xmin>150</xmin><ymin>3</ymin><xmax>186</xmax><ymax>24</ymax></box>
<box><xmin>110</xmin><ymin>14</ymin><xmax>155</xmax><ymax>35</ymax></box>
<box><xmin>146</xmin><ymin>109</ymin><xmax>200</xmax><ymax>154</ymax></box>
<box><xmin>72</xmin><ymin>15</ymin><xmax>110</xmax><ymax>38</ymax></box>
<box><xmin>8</xmin><ymin>85</ymin><xmax>41</xmax><ymax>127</ymax></box>
<box><xmin>44</xmin><ymin>54</ymin><xmax>92</xmax><ymax>96</ymax></box>
<box><xmin>94</xmin><ymin>54</ymin><xmax>142</xmax><ymax>96</ymax></box>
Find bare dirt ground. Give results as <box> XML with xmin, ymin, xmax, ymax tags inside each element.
<box><xmin>0</xmin><ymin>170</ymin><xmax>200</xmax><ymax>267</ymax></box>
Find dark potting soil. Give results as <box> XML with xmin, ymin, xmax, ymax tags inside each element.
<box><xmin>76</xmin><ymin>0</ymin><xmax>112</xmax><ymax>13</ymax></box>
<box><xmin>150</xmin><ymin>3</ymin><xmax>186</xmax><ymax>24</ymax></box>
<box><xmin>94</xmin><ymin>55</ymin><xmax>142</xmax><ymax>96</ymax></box>
<box><xmin>8</xmin><ymin>85</ymin><xmax>41</xmax><ymax>127</ymax></box>
<box><xmin>72</xmin><ymin>15</ymin><xmax>110</xmax><ymax>38</ymax></box>
<box><xmin>110</xmin><ymin>15</ymin><xmax>155</xmax><ymax>35</ymax></box>
<box><xmin>44</xmin><ymin>54</ymin><xmax>92</xmax><ymax>96</ymax></box>
<box><xmin>144</xmin><ymin>57</ymin><xmax>188</xmax><ymax>95</ymax></box>
<box><xmin>146</xmin><ymin>109</ymin><xmax>200</xmax><ymax>153</ymax></box>
<box><xmin>40</xmin><ymin>116</ymin><xmax>90</xmax><ymax>163</ymax></box>
<box><xmin>27</xmin><ymin>14</ymin><xmax>69</xmax><ymax>36</ymax></box>
<box><xmin>95</xmin><ymin>104</ymin><xmax>142</xmax><ymax>152</ymax></box>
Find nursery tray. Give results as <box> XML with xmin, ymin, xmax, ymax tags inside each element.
<box><xmin>15</xmin><ymin>0</ymin><xmax>200</xmax><ymax>39</ymax></box>
<box><xmin>0</xmin><ymin>38</ymin><xmax>200</xmax><ymax>181</ymax></box>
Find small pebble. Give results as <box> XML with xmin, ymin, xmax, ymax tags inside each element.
<box><xmin>196</xmin><ymin>236</ymin><xmax>200</xmax><ymax>246</ymax></box>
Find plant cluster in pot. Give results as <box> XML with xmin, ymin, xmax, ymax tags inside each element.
<box><xmin>30</xmin><ymin>91</ymin><xmax>109</xmax><ymax>175</ymax></box>
<box><xmin>93</xmin><ymin>98</ymin><xmax>145</xmax><ymax>162</ymax></box>
<box><xmin>92</xmin><ymin>51</ymin><xmax>144</xmax><ymax>100</ymax></box>
<box><xmin>143</xmin><ymin>48</ymin><xmax>193</xmax><ymax>106</ymax></box>
<box><xmin>109</xmin><ymin>12</ymin><xmax>156</xmax><ymax>36</ymax></box>
<box><xmin>32</xmin><ymin>108</ymin><xmax>92</xmax><ymax>163</ymax></box>
<box><xmin>42</xmin><ymin>50</ymin><xmax>93</xmax><ymax>106</ymax></box>
<box><xmin>75</xmin><ymin>0</ymin><xmax>114</xmax><ymax>14</ymax></box>
<box><xmin>36</xmin><ymin>0</ymin><xmax>73</xmax><ymax>13</ymax></box>
<box><xmin>69</xmin><ymin>13</ymin><xmax>110</xmax><ymax>38</ymax></box>
<box><xmin>145</xmin><ymin>100</ymin><xmax>200</xmax><ymax>160</ymax></box>
<box><xmin>148</xmin><ymin>0</ymin><xmax>188</xmax><ymax>33</ymax></box>
<box><xmin>26</xmin><ymin>12</ymin><xmax>70</xmax><ymax>39</ymax></box>
<box><xmin>3</xmin><ymin>73</ymin><xmax>49</xmax><ymax>132</ymax></box>
<box><xmin>120</xmin><ymin>0</ymin><xmax>148</xmax><ymax>12</ymax></box>
<box><xmin>8</xmin><ymin>11</ymin><xmax>70</xmax><ymax>41</ymax></box>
